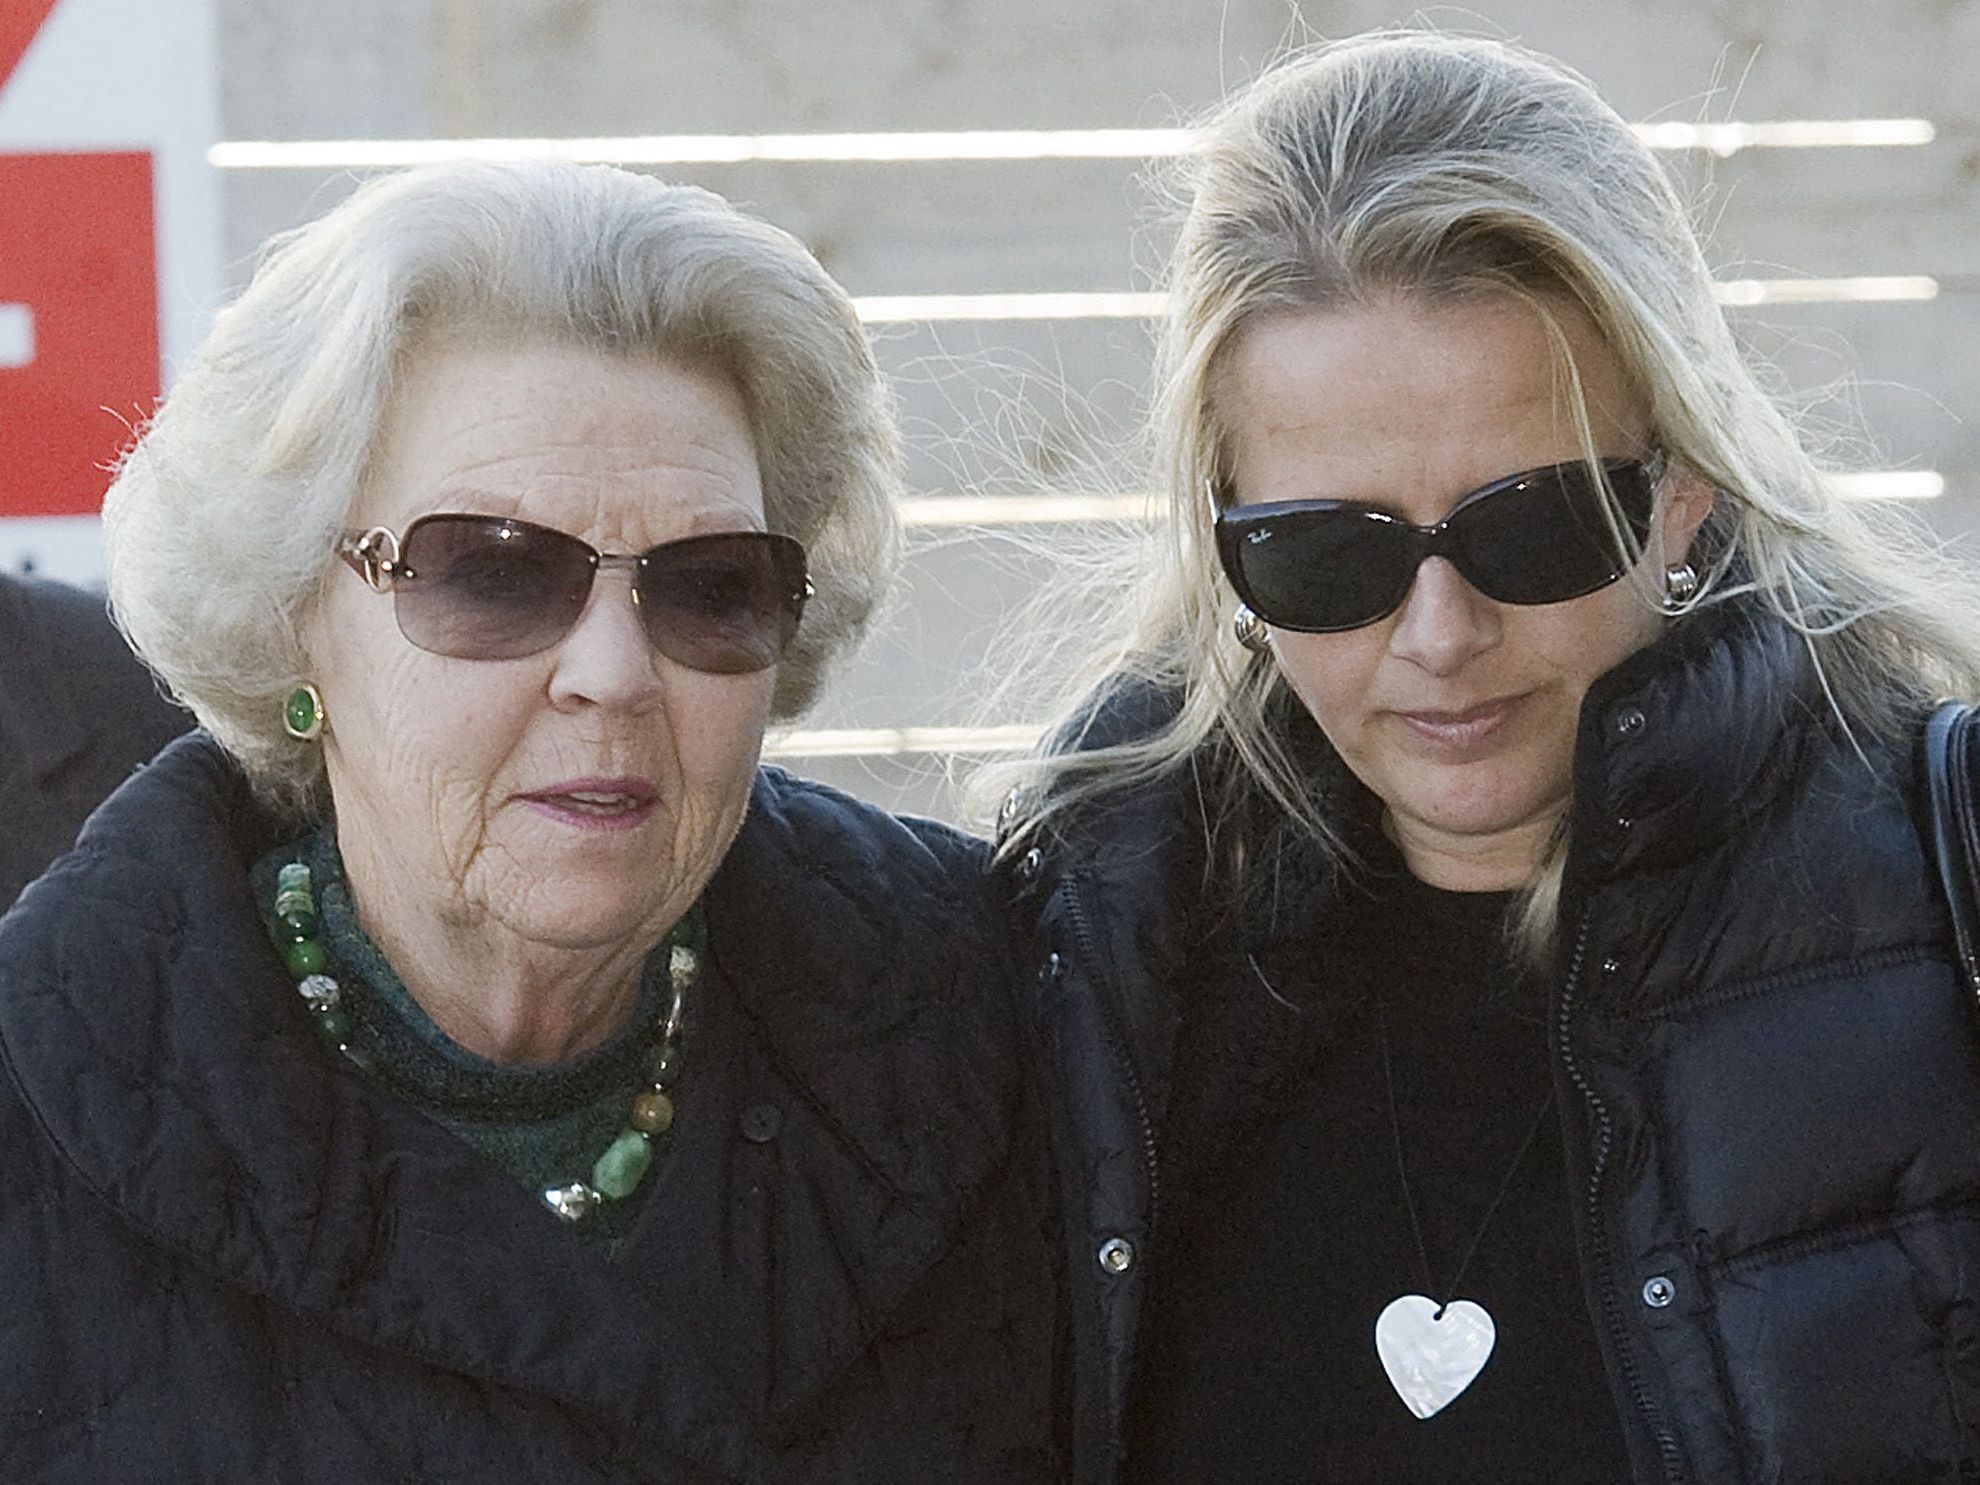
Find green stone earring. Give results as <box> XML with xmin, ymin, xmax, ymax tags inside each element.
<box><xmin>282</xmin><ymin>683</ymin><xmax>326</xmax><ymax>741</ymax></box>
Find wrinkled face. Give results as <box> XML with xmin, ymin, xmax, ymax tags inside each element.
<box><xmin>1217</xmin><ymin>295</ymin><xmax>1712</xmax><ymax>888</ymax></box>
<box><xmin>306</xmin><ymin>335</ymin><xmax>776</xmax><ymax>951</ymax></box>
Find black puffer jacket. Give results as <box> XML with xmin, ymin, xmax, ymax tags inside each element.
<box><xmin>1011</xmin><ymin>605</ymin><xmax>1980</xmax><ymax>1484</ymax></box>
<box><xmin>0</xmin><ymin>734</ymin><xmax>1057</xmax><ymax>1483</ymax></box>
<box><xmin>0</xmin><ymin>573</ymin><xmax>188</xmax><ymax>908</ymax></box>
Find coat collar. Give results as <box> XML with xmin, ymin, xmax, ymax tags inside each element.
<box><xmin>1568</xmin><ymin>599</ymin><xmax>1828</xmax><ymax>884</ymax></box>
<box><xmin>0</xmin><ymin>737</ymin><xmax>1015</xmax><ymax>1475</ymax></box>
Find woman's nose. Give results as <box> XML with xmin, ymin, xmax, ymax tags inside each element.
<box><xmin>545</xmin><ymin>568</ymin><xmax>666</xmax><ymax>711</ymax></box>
<box><xmin>1385</xmin><ymin>555</ymin><xmax>1501</xmax><ymax>675</ymax></box>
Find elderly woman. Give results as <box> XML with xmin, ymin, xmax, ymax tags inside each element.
<box><xmin>0</xmin><ymin>161</ymin><xmax>1056</xmax><ymax>1482</ymax></box>
<box><xmin>998</xmin><ymin>31</ymin><xmax>1980</xmax><ymax>1485</ymax></box>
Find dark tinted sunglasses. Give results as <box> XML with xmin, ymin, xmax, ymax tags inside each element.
<box><xmin>1213</xmin><ymin>456</ymin><xmax>1660</xmax><ymax>633</ymax></box>
<box><xmin>338</xmin><ymin>513</ymin><xmax>811</xmax><ymax>673</ymax></box>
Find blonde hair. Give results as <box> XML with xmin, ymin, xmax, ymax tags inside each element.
<box><xmin>104</xmin><ymin>159</ymin><xmax>902</xmax><ymax>815</ymax></box>
<box><xmin>992</xmin><ymin>30</ymin><xmax>1980</xmax><ymax>948</ymax></box>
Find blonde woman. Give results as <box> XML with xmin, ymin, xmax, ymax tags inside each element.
<box><xmin>998</xmin><ymin>31</ymin><xmax>1980</xmax><ymax>1483</ymax></box>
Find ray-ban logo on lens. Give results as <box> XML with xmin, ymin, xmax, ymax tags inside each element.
<box><xmin>1247</xmin><ymin>529</ymin><xmax>1275</xmax><ymax>544</ymax></box>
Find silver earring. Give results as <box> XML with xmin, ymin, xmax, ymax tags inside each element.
<box><xmin>1663</xmin><ymin>563</ymin><xmax>1699</xmax><ymax>605</ymax></box>
<box><xmin>1233</xmin><ymin>604</ymin><xmax>1273</xmax><ymax>655</ymax></box>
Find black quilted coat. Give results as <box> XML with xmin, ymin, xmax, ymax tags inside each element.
<box><xmin>0</xmin><ymin>573</ymin><xmax>188</xmax><ymax>908</ymax></box>
<box><xmin>0</xmin><ymin>735</ymin><xmax>1058</xmax><ymax>1483</ymax></box>
<box><xmin>1011</xmin><ymin>605</ymin><xmax>1980</xmax><ymax>1484</ymax></box>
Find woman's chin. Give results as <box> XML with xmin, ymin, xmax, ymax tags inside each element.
<box><xmin>467</xmin><ymin>814</ymin><xmax>713</xmax><ymax>951</ymax></box>
<box><xmin>487</xmin><ymin>880</ymin><xmax>674</xmax><ymax>954</ymax></box>
<box><xmin>1380</xmin><ymin>769</ymin><xmax>1568</xmax><ymax>870</ymax></box>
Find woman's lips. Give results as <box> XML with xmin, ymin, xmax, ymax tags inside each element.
<box><xmin>1391</xmin><ymin>695</ymin><xmax>1526</xmax><ymax>756</ymax></box>
<box><xmin>518</xmin><ymin>777</ymin><xmax>659</xmax><ymax>833</ymax></box>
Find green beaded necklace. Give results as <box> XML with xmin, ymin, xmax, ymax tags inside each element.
<box><xmin>268</xmin><ymin>860</ymin><xmax>698</xmax><ymax>1223</ymax></box>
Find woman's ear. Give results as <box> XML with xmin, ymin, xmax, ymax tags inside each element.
<box><xmin>1657</xmin><ymin>462</ymin><xmax>1718</xmax><ymax>565</ymax></box>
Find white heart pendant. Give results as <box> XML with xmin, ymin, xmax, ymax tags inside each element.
<box><xmin>1374</xmin><ymin>1294</ymin><xmax>1496</xmax><ymax>1419</ymax></box>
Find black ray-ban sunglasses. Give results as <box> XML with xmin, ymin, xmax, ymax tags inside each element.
<box><xmin>1213</xmin><ymin>455</ymin><xmax>1662</xmax><ymax>633</ymax></box>
<box><xmin>338</xmin><ymin>513</ymin><xmax>812</xmax><ymax>673</ymax></box>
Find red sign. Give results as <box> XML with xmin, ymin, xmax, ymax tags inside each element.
<box><xmin>0</xmin><ymin>150</ymin><xmax>159</xmax><ymax>517</ymax></box>
<box><xmin>0</xmin><ymin>1</ymin><xmax>59</xmax><ymax>90</ymax></box>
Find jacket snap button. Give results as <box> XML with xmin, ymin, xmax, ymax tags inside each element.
<box><xmin>1642</xmin><ymin>1275</ymin><xmax>1676</xmax><ymax>1308</ymax></box>
<box><xmin>1096</xmin><ymin>1236</ymin><xmax>1135</xmax><ymax>1274</ymax></box>
<box><xmin>1038</xmin><ymin>951</ymin><xmax>1063</xmax><ymax>985</ymax></box>
<box><xmin>1615</xmin><ymin>707</ymin><xmax>1647</xmax><ymax>737</ymax></box>
<box><xmin>1614</xmin><ymin>815</ymin><xmax>1634</xmax><ymax>832</ymax></box>
<box><xmin>740</xmin><ymin>1102</ymin><xmax>784</xmax><ymax>1143</ymax></box>
<box><xmin>1602</xmin><ymin>956</ymin><xmax>1621</xmax><ymax>975</ymax></box>
<box><xmin>1017</xmin><ymin>847</ymin><xmax>1043</xmax><ymax>881</ymax></box>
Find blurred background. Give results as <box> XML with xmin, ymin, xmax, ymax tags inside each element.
<box><xmin>5</xmin><ymin>0</ymin><xmax>1977</xmax><ymax>823</ymax></box>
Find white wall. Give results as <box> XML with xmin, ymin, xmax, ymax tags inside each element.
<box><xmin>210</xmin><ymin>0</ymin><xmax>1980</xmax><ymax>820</ymax></box>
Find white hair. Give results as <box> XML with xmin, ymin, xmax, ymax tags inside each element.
<box><xmin>104</xmin><ymin>159</ymin><xmax>902</xmax><ymax>815</ymax></box>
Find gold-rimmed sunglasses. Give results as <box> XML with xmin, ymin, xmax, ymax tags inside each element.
<box><xmin>338</xmin><ymin>513</ymin><xmax>811</xmax><ymax>674</ymax></box>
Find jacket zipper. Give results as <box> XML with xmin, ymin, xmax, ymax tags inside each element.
<box><xmin>1061</xmin><ymin>875</ymin><xmax>1162</xmax><ymax>1243</ymax></box>
<box><xmin>1060</xmin><ymin>874</ymin><xmax>1162</xmax><ymax>1483</ymax></box>
<box><xmin>1556</xmin><ymin>908</ymin><xmax>1689</xmax><ymax>1483</ymax></box>
<box><xmin>1950</xmin><ymin>709</ymin><xmax>1980</xmax><ymax>1008</ymax></box>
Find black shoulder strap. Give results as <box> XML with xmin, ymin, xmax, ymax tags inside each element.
<box><xmin>1926</xmin><ymin>700</ymin><xmax>1980</xmax><ymax>998</ymax></box>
